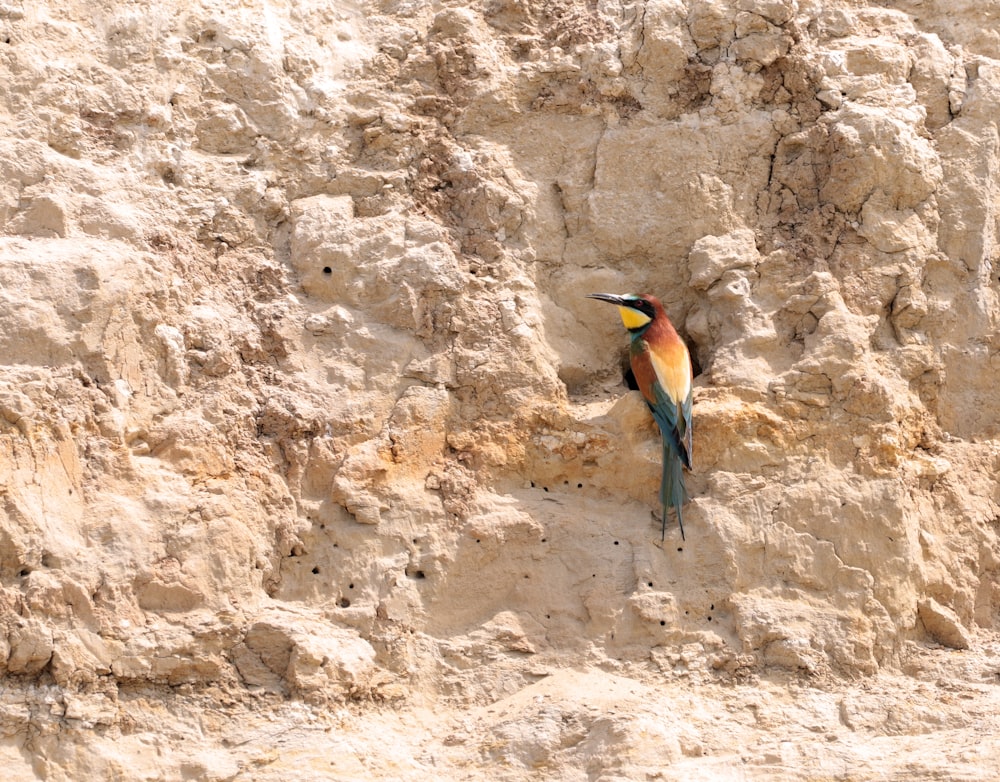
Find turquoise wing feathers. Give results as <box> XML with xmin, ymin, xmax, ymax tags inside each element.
<box><xmin>648</xmin><ymin>380</ymin><xmax>693</xmax><ymax>540</ymax></box>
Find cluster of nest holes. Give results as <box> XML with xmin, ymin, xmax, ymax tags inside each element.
<box><xmin>290</xmin><ymin>557</ymin><xmax>356</xmax><ymax>606</ymax></box>
<box><xmin>285</xmin><ymin>525</ymin><xmax>358</xmax><ymax>605</ymax></box>
<box><xmin>530</xmin><ymin>480</ymin><xmax>584</xmax><ymax>491</ymax></box>
<box><xmin>682</xmin><ymin>603</ymin><xmax>715</xmax><ymax>623</ymax></box>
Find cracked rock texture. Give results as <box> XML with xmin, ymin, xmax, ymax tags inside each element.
<box><xmin>4</xmin><ymin>0</ymin><xmax>1000</xmax><ymax>779</ymax></box>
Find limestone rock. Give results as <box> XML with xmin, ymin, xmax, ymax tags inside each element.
<box><xmin>235</xmin><ymin>610</ymin><xmax>378</xmax><ymax>701</ymax></box>
<box><xmin>918</xmin><ymin>597</ymin><xmax>972</xmax><ymax>650</ymax></box>
<box><xmin>4</xmin><ymin>0</ymin><xmax>1000</xmax><ymax>779</ymax></box>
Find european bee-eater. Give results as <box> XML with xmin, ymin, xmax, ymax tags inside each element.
<box><xmin>587</xmin><ymin>293</ymin><xmax>693</xmax><ymax>540</ymax></box>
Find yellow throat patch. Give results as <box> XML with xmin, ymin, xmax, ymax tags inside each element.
<box><xmin>617</xmin><ymin>305</ymin><xmax>652</xmax><ymax>330</ymax></box>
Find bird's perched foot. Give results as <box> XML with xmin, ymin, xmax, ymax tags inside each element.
<box><xmin>651</xmin><ymin>508</ymin><xmax>685</xmax><ymax>542</ymax></box>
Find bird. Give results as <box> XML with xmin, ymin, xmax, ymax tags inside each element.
<box><xmin>587</xmin><ymin>293</ymin><xmax>693</xmax><ymax>540</ymax></box>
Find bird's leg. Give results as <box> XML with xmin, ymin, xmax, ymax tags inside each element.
<box><xmin>650</xmin><ymin>507</ymin><xmax>685</xmax><ymax>541</ymax></box>
<box><xmin>650</xmin><ymin>508</ymin><xmax>667</xmax><ymax>541</ymax></box>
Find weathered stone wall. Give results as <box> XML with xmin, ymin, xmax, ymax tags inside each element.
<box><xmin>4</xmin><ymin>0</ymin><xmax>1000</xmax><ymax>778</ymax></box>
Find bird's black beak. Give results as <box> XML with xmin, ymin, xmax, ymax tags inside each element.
<box><xmin>586</xmin><ymin>293</ymin><xmax>628</xmax><ymax>306</ymax></box>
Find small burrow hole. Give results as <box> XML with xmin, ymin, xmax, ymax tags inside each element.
<box><xmin>623</xmin><ymin>364</ymin><xmax>639</xmax><ymax>390</ymax></box>
<box><xmin>322</xmin><ymin>266</ymin><xmax>332</xmax><ymax>274</ymax></box>
<box><xmin>339</xmin><ymin>597</ymin><xmax>351</xmax><ymax>608</ymax></box>
<box><xmin>311</xmin><ymin>566</ymin><xmax>320</xmax><ymax>575</ymax></box>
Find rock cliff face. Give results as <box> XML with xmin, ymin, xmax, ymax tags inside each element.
<box><xmin>4</xmin><ymin>0</ymin><xmax>1000</xmax><ymax>778</ymax></box>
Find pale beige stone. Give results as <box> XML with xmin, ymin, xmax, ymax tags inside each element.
<box><xmin>918</xmin><ymin>597</ymin><xmax>972</xmax><ymax>650</ymax></box>
<box><xmin>3</xmin><ymin>0</ymin><xmax>1000</xmax><ymax>779</ymax></box>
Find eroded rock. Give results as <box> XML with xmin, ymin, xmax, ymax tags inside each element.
<box><xmin>2</xmin><ymin>0</ymin><xmax>1000</xmax><ymax>779</ymax></box>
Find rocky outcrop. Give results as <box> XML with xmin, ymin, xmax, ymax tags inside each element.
<box><xmin>4</xmin><ymin>0</ymin><xmax>1000</xmax><ymax>778</ymax></box>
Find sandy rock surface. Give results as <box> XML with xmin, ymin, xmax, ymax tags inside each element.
<box><xmin>3</xmin><ymin>0</ymin><xmax>1000</xmax><ymax>779</ymax></box>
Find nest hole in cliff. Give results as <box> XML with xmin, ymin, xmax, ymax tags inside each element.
<box><xmin>621</xmin><ymin>351</ymin><xmax>639</xmax><ymax>391</ymax></box>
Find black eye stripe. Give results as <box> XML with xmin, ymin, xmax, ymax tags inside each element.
<box><xmin>623</xmin><ymin>297</ymin><xmax>655</xmax><ymax>318</ymax></box>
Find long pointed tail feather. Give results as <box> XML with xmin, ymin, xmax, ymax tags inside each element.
<box><xmin>660</xmin><ymin>440</ymin><xmax>688</xmax><ymax>541</ymax></box>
